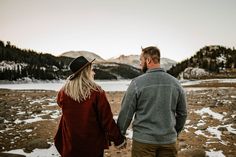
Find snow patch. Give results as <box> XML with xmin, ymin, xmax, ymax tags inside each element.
<box><xmin>206</xmin><ymin>150</ymin><xmax>225</xmax><ymax>157</ymax></box>
<box><xmin>194</xmin><ymin>107</ymin><xmax>224</xmax><ymax>120</ymax></box>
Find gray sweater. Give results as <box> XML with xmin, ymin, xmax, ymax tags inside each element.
<box><xmin>117</xmin><ymin>68</ymin><xmax>187</xmax><ymax>144</ymax></box>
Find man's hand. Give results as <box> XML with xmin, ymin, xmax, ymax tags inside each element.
<box><xmin>115</xmin><ymin>139</ymin><xmax>127</xmax><ymax>149</ymax></box>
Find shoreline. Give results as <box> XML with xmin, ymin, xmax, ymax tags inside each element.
<box><xmin>0</xmin><ymin>82</ymin><xmax>236</xmax><ymax>156</ymax></box>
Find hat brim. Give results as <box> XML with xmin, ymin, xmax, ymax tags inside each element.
<box><xmin>68</xmin><ymin>58</ymin><xmax>95</xmax><ymax>80</ymax></box>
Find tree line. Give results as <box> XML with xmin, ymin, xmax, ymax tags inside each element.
<box><xmin>0</xmin><ymin>40</ymin><xmax>142</xmax><ymax>81</ymax></box>
<box><xmin>167</xmin><ymin>45</ymin><xmax>236</xmax><ymax>78</ymax></box>
<box><xmin>0</xmin><ymin>40</ymin><xmax>72</xmax><ymax>80</ymax></box>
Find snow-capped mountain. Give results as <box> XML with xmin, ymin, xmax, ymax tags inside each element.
<box><xmin>108</xmin><ymin>55</ymin><xmax>140</xmax><ymax>68</ymax></box>
<box><xmin>108</xmin><ymin>55</ymin><xmax>176</xmax><ymax>70</ymax></box>
<box><xmin>60</xmin><ymin>51</ymin><xmax>106</xmax><ymax>62</ymax></box>
<box><xmin>160</xmin><ymin>58</ymin><xmax>177</xmax><ymax>71</ymax></box>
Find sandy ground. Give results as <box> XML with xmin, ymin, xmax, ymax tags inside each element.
<box><xmin>0</xmin><ymin>81</ymin><xmax>236</xmax><ymax>157</ymax></box>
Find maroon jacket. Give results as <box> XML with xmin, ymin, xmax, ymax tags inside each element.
<box><xmin>54</xmin><ymin>89</ymin><xmax>124</xmax><ymax>157</ymax></box>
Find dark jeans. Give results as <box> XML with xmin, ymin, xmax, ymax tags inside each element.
<box><xmin>132</xmin><ymin>140</ymin><xmax>177</xmax><ymax>157</ymax></box>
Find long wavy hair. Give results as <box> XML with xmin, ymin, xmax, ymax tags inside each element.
<box><xmin>63</xmin><ymin>64</ymin><xmax>101</xmax><ymax>102</ymax></box>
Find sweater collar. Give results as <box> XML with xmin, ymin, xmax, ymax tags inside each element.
<box><xmin>146</xmin><ymin>68</ymin><xmax>165</xmax><ymax>73</ymax></box>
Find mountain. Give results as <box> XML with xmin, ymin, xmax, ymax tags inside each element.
<box><xmin>94</xmin><ymin>62</ymin><xmax>141</xmax><ymax>80</ymax></box>
<box><xmin>167</xmin><ymin>45</ymin><xmax>236</xmax><ymax>79</ymax></box>
<box><xmin>108</xmin><ymin>55</ymin><xmax>140</xmax><ymax>68</ymax></box>
<box><xmin>60</xmin><ymin>51</ymin><xmax>106</xmax><ymax>62</ymax></box>
<box><xmin>0</xmin><ymin>40</ymin><xmax>141</xmax><ymax>81</ymax></box>
<box><xmin>108</xmin><ymin>55</ymin><xmax>176</xmax><ymax>70</ymax></box>
<box><xmin>59</xmin><ymin>52</ymin><xmax>142</xmax><ymax>79</ymax></box>
<box><xmin>160</xmin><ymin>58</ymin><xmax>177</xmax><ymax>71</ymax></box>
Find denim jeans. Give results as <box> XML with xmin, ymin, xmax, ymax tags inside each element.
<box><xmin>132</xmin><ymin>140</ymin><xmax>177</xmax><ymax>157</ymax></box>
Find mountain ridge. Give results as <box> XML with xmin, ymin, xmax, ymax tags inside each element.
<box><xmin>0</xmin><ymin>40</ymin><xmax>141</xmax><ymax>80</ymax></box>
<box><xmin>60</xmin><ymin>52</ymin><xmax>177</xmax><ymax>70</ymax></box>
<box><xmin>1</xmin><ymin>40</ymin><xmax>235</xmax><ymax>81</ymax></box>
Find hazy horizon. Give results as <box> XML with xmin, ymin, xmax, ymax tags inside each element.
<box><xmin>1</xmin><ymin>0</ymin><xmax>236</xmax><ymax>62</ymax></box>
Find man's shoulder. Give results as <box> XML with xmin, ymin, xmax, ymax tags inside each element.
<box><xmin>132</xmin><ymin>73</ymin><xmax>147</xmax><ymax>83</ymax></box>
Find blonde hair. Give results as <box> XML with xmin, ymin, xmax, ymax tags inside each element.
<box><xmin>63</xmin><ymin>64</ymin><xmax>101</xmax><ymax>102</ymax></box>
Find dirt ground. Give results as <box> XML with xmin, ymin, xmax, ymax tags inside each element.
<box><xmin>0</xmin><ymin>81</ymin><xmax>236</xmax><ymax>157</ymax></box>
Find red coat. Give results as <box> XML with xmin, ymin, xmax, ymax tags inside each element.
<box><xmin>54</xmin><ymin>89</ymin><xmax>124</xmax><ymax>157</ymax></box>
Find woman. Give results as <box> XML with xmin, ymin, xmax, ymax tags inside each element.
<box><xmin>54</xmin><ymin>56</ymin><xmax>125</xmax><ymax>157</ymax></box>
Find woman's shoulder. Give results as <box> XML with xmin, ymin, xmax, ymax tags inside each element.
<box><xmin>93</xmin><ymin>86</ymin><xmax>105</xmax><ymax>94</ymax></box>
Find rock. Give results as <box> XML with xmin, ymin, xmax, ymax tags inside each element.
<box><xmin>0</xmin><ymin>124</ymin><xmax>6</xmax><ymax>130</ymax></box>
<box><xmin>207</xmin><ymin>138</ymin><xmax>219</xmax><ymax>143</ymax></box>
<box><xmin>179</xmin><ymin>141</ymin><xmax>188</xmax><ymax>149</ymax></box>
<box><xmin>178</xmin><ymin>149</ymin><xmax>206</xmax><ymax>157</ymax></box>
<box><xmin>222</xmin><ymin>131</ymin><xmax>231</xmax><ymax>135</ymax></box>
<box><xmin>0</xmin><ymin>117</ymin><xmax>4</xmax><ymax>123</ymax></box>
<box><xmin>197</xmin><ymin>125</ymin><xmax>208</xmax><ymax>130</ymax></box>
<box><xmin>223</xmin><ymin>119</ymin><xmax>234</xmax><ymax>125</ymax></box>
<box><xmin>41</xmin><ymin>114</ymin><xmax>51</xmax><ymax>119</ymax></box>
<box><xmin>24</xmin><ymin>138</ymin><xmax>50</xmax><ymax>153</ymax></box>
<box><xmin>32</xmin><ymin>109</ymin><xmax>42</xmax><ymax>114</ymax></box>
<box><xmin>218</xmin><ymin>127</ymin><xmax>228</xmax><ymax>131</ymax></box>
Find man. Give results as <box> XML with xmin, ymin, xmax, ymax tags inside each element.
<box><xmin>117</xmin><ymin>46</ymin><xmax>187</xmax><ymax>157</ymax></box>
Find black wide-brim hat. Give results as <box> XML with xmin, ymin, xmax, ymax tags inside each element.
<box><xmin>68</xmin><ymin>56</ymin><xmax>95</xmax><ymax>80</ymax></box>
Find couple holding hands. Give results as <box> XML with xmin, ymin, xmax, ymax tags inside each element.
<box><xmin>54</xmin><ymin>46</ymin><xmax>187</xmax><ymax>157</ymax></box>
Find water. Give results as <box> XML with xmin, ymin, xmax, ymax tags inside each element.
<box><xmin>0</xmin><ymin>80</ymin><xmax>132</xmax><ymax>92</ymax></box>
<box><xmin>1</xmin><ymin>78</ymin><xmax>235</xmax><ymax>92</ymax></box>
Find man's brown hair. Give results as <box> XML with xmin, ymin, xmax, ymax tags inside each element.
<box><xmin>142</xmin><ymin>46</ymin><xmax>160</xmax><ymax>63</ymax></box>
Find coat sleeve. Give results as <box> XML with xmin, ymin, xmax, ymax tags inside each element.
<box><xmin>57</xmin><ymin>89</ymin><xmax>63</xmax><ymax>108</ymax></box>
<box><xmin>96</xmin><ymin>90</ymin><xmax>125</xmax><ymax>146</ymax></box>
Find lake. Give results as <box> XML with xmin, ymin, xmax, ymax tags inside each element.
<box><xmin>0</xmin><ymin>80</ymin><xmax>132</xmax><ymax>91</ymax></box>
<box><xmin>0</xmin><ymin>78</ymin><xmax>236</xmax><ymax>92</ymax></box>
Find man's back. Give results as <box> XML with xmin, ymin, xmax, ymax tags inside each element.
<box><xmin>117</xmin><ymin>46</ymin><xmax>187</xmax><ymax>157</ymax></box>
<box><xmin>131</xmin><ymin>68</ymin><xmax>186</xmax><ymax>144</ymax></box>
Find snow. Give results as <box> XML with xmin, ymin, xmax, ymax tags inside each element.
<box><xmin>194</xmin><ymin>130</ymin><xmax>208</xmax><ymax>137</ymax></box>
<box><xmin>194</xmin><ymin>107</ymin><xmax>224</xmax><ymax>120</ymax></box>
<box><xmin>0</xmin><ymin>61</ymin><xmax>28</xmax><ymax>71</ymax></box>
<box><xmin>207</xmin><ymin>127</ymin><xmax>222</xmax><ymax>139</ymax></box>
<box><xmin>216</xmin><ymin>54</ymin><xmax>227</xmax><ymax>64</ymax></box>
<box><xmin>181</xmin><ymin>78</ymin><xmax>236</xmax><ymax>86</ymax></box>
<box><xmin>14</xmin><ymin>117</ymin><xmax>44</xmax><ymax>124</ymax></box>
<box><xmin>196</xmin><ymin>120</ymin><xmax>206</xmax><ymax>126</ymax></box>
<box><xmin>206</xmin><ymin>150</ymin><xmax>225</xmax><ymax>157</ymax></box>
<box><xmin>4</xmin><ymin>144</ymin><xmax>60</xmax><ymax>157</ymax></box>
<box><xmin>125</xmin><ymin>129</ymin><xmax>133</xmax><ymax>139</ymax></box>
<box><xmin>48</xmin><ymin>102</ymin><xmax>57</xmax><ymax>106</ymax></box>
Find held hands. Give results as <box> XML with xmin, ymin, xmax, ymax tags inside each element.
<box><xmin>115</xmin><ymin>138</ymin><xmax>127</xmax><ymax>149</ymax></box>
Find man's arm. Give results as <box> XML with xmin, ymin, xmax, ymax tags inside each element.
<box><xmin>117</xmin><ymin>80</ymin><xmax>137</xmax><ymax>136</ymax></box>
<box><xmin>175</xmin><ymin>87</ymin><xmax>188</xmax><ymax>135</ymax></box>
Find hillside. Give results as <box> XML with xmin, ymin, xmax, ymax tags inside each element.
<box><xmin>0</xmin><ymin>41</ymin><xmax>141</xmax><ymax>81</ymax></box>
<box><xmin>108</xmin><ymin>54</ymin><xmax>176</xmax><ymax>70</ymax></box>
<box><xmin>167</xmin><ymin>45</ymin><xmax>236</xmax><ymax>79</ymax></box>
<box><xmin>60</xmin><ymin>51</ymin><xmax>106</xmax><ymax>62</ymax></box>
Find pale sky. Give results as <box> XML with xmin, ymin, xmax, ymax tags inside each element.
<box><xmin>0</xmin><ymin>0</ymin><xmax>235</xmax><ymax>62</ymax></box>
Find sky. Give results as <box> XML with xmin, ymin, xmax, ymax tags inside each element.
<box><xmin>0</xmin><ymin>0</ymin><xmax>235</xmax><ymax>62</ymax></box>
